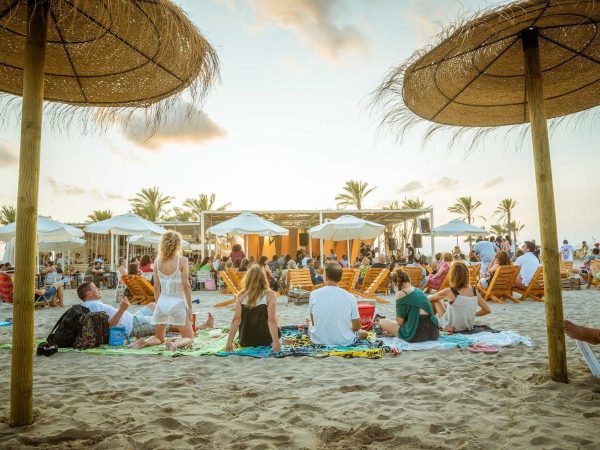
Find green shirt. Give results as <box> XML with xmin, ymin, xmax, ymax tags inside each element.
<box><xmin>395</xmin><ymin>288</ymin><xmax>438</xmax><ymax>341</ymax></box>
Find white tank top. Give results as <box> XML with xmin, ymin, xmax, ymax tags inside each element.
<box><xmin>442</xmin><ymin>287</ymin><xmax>478</xmax><ymax>331</ymax></box>
<box><xmin>156</xmin><ymin>257</ymin><xmax>184</xmax><ymax>299</ymax></box>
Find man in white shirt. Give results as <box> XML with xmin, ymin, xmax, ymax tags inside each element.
<box><xmin>514</xmin><ymin>241</ymin><xmax>541</xmax><ymax>289</ymax></box>
<box><xmin>308</xmin><ymin>263</ymin><xmax>367</xmax><ymax>346</ymax></box>
<box><xmin>560</xmin><ymin>240</ymin><xmax>574</xmax><ymax>262</ymax></box>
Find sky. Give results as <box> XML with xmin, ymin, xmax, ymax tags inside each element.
<box><xmin>0</xmin><ymin>0</ymin><xmax>598</xmax><ymax>253</ymax></box>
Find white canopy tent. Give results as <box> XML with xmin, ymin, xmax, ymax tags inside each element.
<box><xmin>85</xmin><ymin>213</ymin><xmax>166</xmax><ymax>269</ymax></box>
<box><xmin>206</xmin><ymin>211</ymin><xmax>288</xmax><ymax>257</ymax></box>
<box><xmin>309</xmin><ymin>215</ymin><xmax>385</xmax><ymax>264</ymax></box>
<box><xmin>128</xmin><ymin>234</ymin><xmax>191</xmax><ymax>250</ymax></box>
<box><xmin>0</xmin><ymin>216</ymin><xmax>84</xmax><ymax>268</ymax></box>
<box><xmin>431</xmin><ymin>219</ymin><xmax>489</xmax><ymax>245</ymax></box>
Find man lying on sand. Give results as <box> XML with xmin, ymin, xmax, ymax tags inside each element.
<box><xmin>76</xmin><ymin>281</ymin><xmax>214</xmax><ymax>340</ymax></box>
<box><xmin>564</xmin><ymin>320</ymin><xmax>600</xmax><ymax>345</ymax></box>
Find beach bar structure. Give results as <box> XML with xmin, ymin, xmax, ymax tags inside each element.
<box><xmin>157</xmin><ymin>208</ymin><xmax>434</xmax><ymax>262</ymax></box>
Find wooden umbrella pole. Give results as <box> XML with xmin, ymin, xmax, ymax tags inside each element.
<box><xmin>521</xmin><ymin>27</ymin><xmax>568</xmax><ymax>383</ymax></box>
<box><xmin>10</xmin><ymin>0</ymin><xmax>50</xmax><ymax>427</ymax></box>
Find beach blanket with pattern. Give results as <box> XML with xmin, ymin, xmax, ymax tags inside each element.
<box><xmin>0</xmin><ymin>327</ymin><xmax>533</xmax><ymax>358</ymax></box>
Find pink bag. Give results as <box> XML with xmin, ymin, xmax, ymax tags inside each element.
<box><xmin>204</xmin><ymin>278</ymin><xmax>216</xmax><ymax>291</ymax></box>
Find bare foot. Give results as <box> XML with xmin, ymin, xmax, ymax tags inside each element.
<box><xmin>128</xmin><ymin>339</ymin><xmax>146</xmax><ymax>349</ymax></box>
<box><xmin>564</xmin><ymin>320</ymin><xmax>600</xmax><ymax>344</ymax></box>
<box><xmin>198</xmin><ymin>312</ymin><xmax>214</xmax><ymax>330</ymax></box>
<box><xmin>165</xmin><ymin>341</ymin><xmax>178</xmax><ymax>352</ymax></box>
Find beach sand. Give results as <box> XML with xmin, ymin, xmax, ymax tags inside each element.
<box><xmin>1</xmin><ymin>287</ymin><xmax>599</xmax><ymax>449</ymax></box>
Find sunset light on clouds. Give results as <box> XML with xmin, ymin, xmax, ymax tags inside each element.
<box><xmin>0</xmin><ymin>0</ymin><xmax>598</xmax><ymax>248</ymax></box>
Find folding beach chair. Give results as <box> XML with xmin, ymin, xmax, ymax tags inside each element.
<box><xmin>560</xmin><ymin>261</ymin><xmax>573</xmax><ymax>279</ymax></box>
<box><xmin>478</xmin><ymin>265</ymin><xmax>520</xmax><ymax>304</ymax></box>
<box><xmin>288</xmin><ymin>269</ymin><xmax>321</xmax><ymax>291</ymax></box>
<box><xmin>361</xmin><ymin>268</ymin><xmax>390</xmax><ymax>295</ymax></box>
<box><xmin>402</xmin><ymin>266</ymin><xmax>423</xmax><ymax>288</ymax></box>
<box><xmin>590</xmin><ymin>261</ymin><xmax>600</xmax><ymax>288</ymax></box>
<box><xmin>468</xmin><ymin>264</ymin><xmax>480</xmax><ymax>287</ymax></box>
<box><xmin>215</xmin><ymin>271</ymin><xmax>239</xmax><ymax>308</ymax></box>
<box><xmin>227</xmin><ymin>267</ymin><xmax>244</xmax><ymax>290</ymax></box>
<box><xmin>351</xmin><ymin>268</ymin><xmax>390</xmax><ymax>304</ymax></box>
<box><xmin>121</xmin><ymin>275</ymin><xmax>155</xmax><ymax>305</ymax></box>
<box><xmin>338</xmin><ymin>268</ymin><xmax>359</xmax><ymax>291</ymax></box>
<box><xmin>512</xmin><ymin>266</ymin><xmax>544</xmax><ymax>302</ymax></box>
<box><xmin>576</xmin><ymin>341</ymin><xmax>600</xmax><ymax>378</ymax></box>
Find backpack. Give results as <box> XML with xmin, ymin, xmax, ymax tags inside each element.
<box><xmin>73</xmin><ymin>311</ymin><xmax>110</xmax><ymax>350</ymax></box>
<box><xmin>46</xmin><ymin>305</ymin><xmax>89</xmax><ymax>348</ymax></box>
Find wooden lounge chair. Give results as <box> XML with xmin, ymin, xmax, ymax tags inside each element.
<box><xmin>560</xmin><ymin>261</ymin><xmax>573</xmax><ymax>279</ymax></box>
<box><xmin>338</xmin><ymin>268</ymin><xmax>359</xmax><ymax>291</ymax></box>
<box><xmin>288</xmin><ymin>269</ymin><xmax>321</xmax><ymax>291</ymax></box>
<box><xmin>478</xmin><ymin>265</ymin><xmax>520</xmax><ymax>304</ymax></box>
<box><xmin>215</xmin><ymin>271</ymin><xmax>239</xmax><ymax>308</ymax></box>
<box><xmin>351</xmin><ymin>268</ymin><xmax>390</xmax><ymax>304</ymax></box>
<box><xmin>589</xmin><ymin>260</ymin><xmax>600</xmax><ymax>288</ymax></box>
<box><xmin>468</xmin><ymin>264</ymin><xmax>480</xmax><ymax>287</ymax></box>
<box><xmin>121</xmin><ymin>275</ymin><xmax>155</xmax><ymax>305</ymax></box>
<box><xmin>361</xmin><ymin>268</ymin><xmax>390</xmax><ymax>295</ymax></box>
<box><xmin>513</xmin><ymin>266</ymin><xmax>544</xmax><ymax>302</ymax></box>
<box><xmin>402</xmin><ymin>266</ymin><xmax>423</xmax><ymax>288</ymax></box>
<box><xmin>227</xmin><ymin>267</ymin><xmax>243</xmax><ymax>290</ymax></box>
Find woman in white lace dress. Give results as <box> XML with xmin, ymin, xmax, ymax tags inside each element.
<box><xmin>130</xmin><ymin>231</ymin><xmax>195</xmax><ymax>351</ymax></box>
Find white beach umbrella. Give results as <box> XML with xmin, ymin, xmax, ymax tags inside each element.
<box><xmin>36</xmin><ymin>237</ymin><xmax>86</xmax><ymax>253</ymax></box>
<box><xmin>431</xmin><ymin>219</ymin><xmax>489</xmax><ymax>245</ymax></box>
<box><xmin>85</xmin><ymin>213</ymin><xmax>166</xmax><ymax>269</ymax></box>
<box><xmin>309</xmin><ymin>215</ymin><xmax>385</xmax><ymax>261</ymax></box>
<box><xmin>0</xmin><ymin>216</ymin><xmax>83</xmax><ymax>242</ymax></box>
<box><xmin>207</xmin><ymin>212</ymin><xmax>288</xmax><ymax>254</ymax></box>
<box><xmin>128</xmin><ymin>235</ymin><xmax>191</xmax><ymax>250</ymax></box>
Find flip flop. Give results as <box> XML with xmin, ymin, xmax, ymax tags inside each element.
<box><xmin>468</xmin><ymin>343</ymin><xmax>499</xmax><ymax>354</ymax></box>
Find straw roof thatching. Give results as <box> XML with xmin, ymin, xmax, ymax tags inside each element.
<box><xmin>0</xmin><ymin>0</ymin><xmax>219</xmax><ymax>128</ymax></box>
<box><xmin>372</xmin><ymin>0</ymin><xmax>600</xmax><ymax>148</ymax></box>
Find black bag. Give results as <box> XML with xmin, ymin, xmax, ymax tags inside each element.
<box><xmin>46</xmin><ymin>304</ymin><xmax>89</xmax><ymax>348</ymax></box>
<box><xmin>73</xmin><ymin>312</ymin><xmax>110</xmax><ymax>350</ymax></box>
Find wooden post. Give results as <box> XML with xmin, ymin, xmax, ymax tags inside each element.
<box><xmin>10</xmin><ymin>0</ymin><xmax>50</xmax><ymax>427</ymax></box>
<box><xmin>521</xmin><ymin>27</ymin><xmax>568</xmax><ymax>383</ymax></box>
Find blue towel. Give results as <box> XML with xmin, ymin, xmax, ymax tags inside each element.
<box><xmin>0</xmin><ymin>321</ymin><xmax>12</xmax><ymax>327</ymax></box>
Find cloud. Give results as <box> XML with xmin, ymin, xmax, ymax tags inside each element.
<box><xmin>437</xmin><ymin>177</ymin><xmax>460</xmax><ymax>189</ymax></box>
<box><xmin>249</xmin><ymin>0</ymin><xmax>369</xmax><ymax>61</ymax></box>
<box><xmin>482</xmin><ymin>176</ymin><xmax>505</xmax><ymax>189</ymax></box>
<box><xmin>398</xmin><ymin>180</ymin><xmax>424</xmax><ymax>193</ymax></box>
<box><xmin>0</xmin><ymin>142</ymin><xmax>18</xmax><ymax>167</ymax></box>
<box><xmin>121</xmin><ymin>100</ymin><xmax>226</xmax><ymax>150</ymax></box>
<box><xmin>45</xmin><ymin>177</ymin><xmax>85</xmax><ymax>195</ymax></box>
<box><xmin>405</xmin><ymin>0</ymin><xmax>447</xmax><ymax>46</ymax></box>
<box><xmin>90</xmin><ymin>190</ymin><xmax>125</xmax><ymax>201</ymax></box>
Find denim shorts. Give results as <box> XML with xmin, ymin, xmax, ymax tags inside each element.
<box><xmin>131</xmin><ymin>305</ymin><xmax>169</xmax><ymax>337</ymax></box>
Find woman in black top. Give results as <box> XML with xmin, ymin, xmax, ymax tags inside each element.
<box><xmin>225</xmin><ymin>264</ymin><xmax>281</xmax><ymax>352</ymax></box>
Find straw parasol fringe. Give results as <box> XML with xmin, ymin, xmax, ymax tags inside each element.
<box><xmin>370</xmin><ymin>0</ymin><xmax>600</xmax><ymax>153</ymax></box>
<box><xmin>0</xmin><ymin>0</ymin><xmax>220</xmax><ymax>133</ymax></box>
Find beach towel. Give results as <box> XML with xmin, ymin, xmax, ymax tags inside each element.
<box><xmin>576</xmin><ymin>340</ymin><xmax>600</xmax><ymax>378</ymax></box>
<box><xmin>379</xmin><ymin>330</ymin><xmax>533</xmax><ymax>352</ymax></box>
<box><xmin>0</xmin><ymin>319</ymin><xmax>11</xmax><ymax>327</ymax></box>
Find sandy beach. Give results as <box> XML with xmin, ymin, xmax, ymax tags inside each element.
<box><xmin>1</xmin><ymin>287</ymin><xmax>599</xmax><ymax>449</ymax></box>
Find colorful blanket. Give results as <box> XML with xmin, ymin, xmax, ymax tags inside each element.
<box><xmin>0</xmin><ymin>327</ymin><xmax>533</xmax><ymax>358</ymax></box>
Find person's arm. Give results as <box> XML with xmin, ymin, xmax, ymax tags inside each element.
<box><xmin>108</xmin><ymin>299</ymin><xmax>130</xmax><ymax>327</ymax></box>
<box><xmin>225</xmin><ymin>296</ymin><xmax>243</xmax><ymax>352</ymax></box>
<box><xmin>432</xmin><ymin>264</ymin><xmax>448</xmax><ymax>279</ymax></box>
<box><xmin>428</xmin><ymin>288</ymin><xmax>451</xmax><ymax>303</ymax></box>
<box><xmin>180</xmin><ymin>258</ymin><xmax>193</xmax><ymax>320</ymax></box>
<box><xmin>266</xmin><ymin>291</ymin><xmax>280</xmax><ymax>352</ymax></box>
<box><xmin>475</xmin><ymin>290</ymin><xmax>491</xmax><ymax>317</ymax></box>
<box><xmin>351</xmin><ymin>318</ymin><xmax>362</xmax><ymax>332</ymax></box>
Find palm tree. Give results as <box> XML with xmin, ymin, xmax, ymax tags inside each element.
<box><xmin>507</xmin><ymin>220</ymin><xmax>525</xmax><ymax>247</ymax></box>
<box><xmin>0</xmin><ymin>205</ymin><xmax>16</xmax><ymax>225</ymax></box>
<box><xmin>401</xmin><ymin>197</ymin><xmax>425</xmax><ymax>249</ymax></box>
<box><xmin>448</xmin><ymin>196</ymin><xmax>484</xmax><ymax>248</ymax></box>
<box><xmin>183</xmin><ymin>193</ymin><xmax>231</xmax><ymax>221</ymax></box>
<box><xmin>129</xmin><ymin>187</ymin><xmax>173</xmax><ymax>222</ymax></box>
<box><xmin>87</xmin><ymin>209</ymin><xmax>113</xmax><ymax>222</ymax></box>
<box><xmin>489</xmin><ymin>224</ymin><xmax>506</xmax><ymax>235</ymax></box>
<box><xmin>494</xmin><ymin>198</ymin><xmax>518</xmax><ymax>243</ymax></box>
<box><xmin>167</xmin><ymin>207</ymin><xmax>194</xmax><ymax>222</ymax></box>
<box><xmin>335</xmin><ymin>180</ymin><xmax>376</xmax><ymax>210</ymax></box>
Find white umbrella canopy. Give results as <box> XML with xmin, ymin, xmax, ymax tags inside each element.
<box><xmin>128</xmin><ymin>235</ymin><xmax>191</xmax><ymax>250</ymax></box>
<box><xmin>37</xmin><ymin>238</ymin><xmax>86</xmax><ymax>253</ymax></box>
<box><xmin>431</xmin><ymin>219</ymin><xmax>488</xmax><ymax>237</ymax></box>
<box><xmin>309</xmin><ymin>215</ymin><xmax>384</xmax><ymax>241</ymax></box>
<box><xmin>0</xmin><ymin>216</ymin><xmax>84</xmax><ymax>242</ymax></box>
<box><xmin>207</xmin><ymin>212</ymin><xmax>288</xmax><ymax>237</ymax></box>
<box><xmin>84</xmin><ymin>212</ymin><xmax>166</xmax><ymax>236</ymax></box>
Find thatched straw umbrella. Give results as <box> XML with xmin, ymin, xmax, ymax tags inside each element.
<box><xmin>373</xmin><ymin>0</ymin><xmax>600</xmax><ymax>383</ymax></box>
<box><xmin>0</xmin><ymin>0</ymin><xmax>218</xmax><ymax>426</ymax></box>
